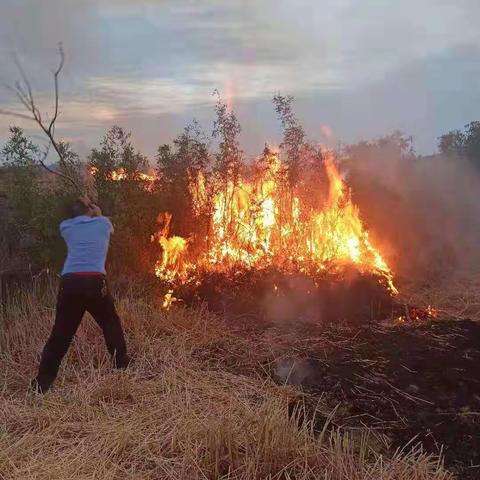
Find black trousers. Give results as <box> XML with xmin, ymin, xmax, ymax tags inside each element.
<box><xmin>37</xmin><ymin>275</ymin><xmax>128</xmax><ymax>385</ymax></box>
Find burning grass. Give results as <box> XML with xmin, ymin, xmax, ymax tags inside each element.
<box><xmin>399</xmin><ymin>273</ymin><xmax>480</xmax><ymax>322</ymax></box>
<box><xmin>0</xmin><ymin>279</ymin><xmax>452</xmax><ymax>480</ymax></box>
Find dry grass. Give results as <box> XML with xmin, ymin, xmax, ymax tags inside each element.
<box><xmin>0</xmin><ymin>280</ymin><xmax>453</xmax><ymax>479</ymax></box>
<box><xmin>400</xmin><ymin>271</ymin><xmax>480</xmax><ymax>321</ymax></box>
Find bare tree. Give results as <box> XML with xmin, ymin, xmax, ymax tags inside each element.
<box><xmin>0</xmin><ymin>43</ymin><xmax>81</xmax><ymax>191</ymax></box>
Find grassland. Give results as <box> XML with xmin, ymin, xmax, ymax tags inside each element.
<box><xmin>0</xmin><ymin>279</ymin><xmax>454</xmax><ymax>480</ymax></box>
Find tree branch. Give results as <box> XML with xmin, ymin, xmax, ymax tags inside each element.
<box><xmin>35</xmin><ymin>142</ymin><xmax>80</xmax><ymax>190</ymax></box>
<box><xmin>0</xmin><ymin>108</ymin><xmax>36</xmax><ymax>121</ymax></box>
<box><xmin>48</xmin><ymin>42</ymin><xmax>64</xmax><ymax>135</ymax></box>
<box><xmin>1</xmin><ymin>43</ymin><xmax>81</xmax><ymax>192</ymax></box>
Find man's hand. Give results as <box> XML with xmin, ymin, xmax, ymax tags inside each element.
<box><xmin>78</xmin><ymin>194</ymin><xmax>102</xmax><ymax>217</ymax></box>
<box><xmin>89</xmin><ymin>203</ymin><xmax>102</xmax><ymax>217</ymax></box>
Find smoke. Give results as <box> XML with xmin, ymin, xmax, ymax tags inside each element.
<box><xmin>345</xmin><ymin>144</ymin><xmax>480</xmax><ymax>285</ymax></box>
<box><xmin>273</xmin><ymin>357</ymin><xmax>314</xmax><ymax>386</ymax></box>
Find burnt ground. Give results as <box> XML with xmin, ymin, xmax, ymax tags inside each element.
<box><xmin>159</xmin><ymin>269</ymin><xmax>480</xmax><ymax>477</ymax></box>
<box><xmin>192</xmin><ymin>308</ymin><xmax>480</xmax><ymax>478</ymax></box>
<box><xmin>267</xmin><ymin>319</ymin><xmax>480</xmax><ymax>479</ymax></box>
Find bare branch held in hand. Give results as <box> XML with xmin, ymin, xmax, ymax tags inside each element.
<box><xmin>0</xmin><ymin>43</ymin><xmax>81</xmax><ymax>191</ymax></box>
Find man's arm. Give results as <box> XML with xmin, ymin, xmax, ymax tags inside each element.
<box><xmin>77</xmin><ymin>195</ymin><xmax>112</xmax><ymax>231</ymax></box>
<box><xmin>78</xmin><ymin>194</ymin><xmax>102</xmax><ymax>217</ymax></box>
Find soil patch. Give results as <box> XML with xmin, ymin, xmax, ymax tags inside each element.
<box><xmin>279</xmin><ymin>319</ymin><xmax>480</xmax><ymax>479</ymax></box>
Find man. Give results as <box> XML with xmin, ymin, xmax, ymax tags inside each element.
<box><xmin>31</xmin><ymin>196</ymin><xmax>130</xmax><ymax>393</ymax></box>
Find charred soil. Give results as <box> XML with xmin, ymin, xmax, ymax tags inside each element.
<box><xmin>266</xmin><ymin>319</ymin><xmax>480</xmax><ymax>479</ymax></box>
<box><xmin>169</xmin><ymin>269</ymin><xmax>480</xmax><ymax>476</ymax></box>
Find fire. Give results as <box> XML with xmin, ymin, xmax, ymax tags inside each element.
<box><xmin>162</xmin><ymin>290</ymin><xmax>178</xmax><ymax>310</ymax></box>
<box><xmin>153</xmin><ymin>151</ymin><xmax>397</xmax><ymax>293</ymax></box>
<box><xmin>110</xmin><ymin>168</ymin><xmax>156</xmax><ymax>183</ymax></box>
<box><xmin>151</xmin><ymin>213</ymin><xmax>190</xmax><ymax>281</ymax></box>
<box><xmin>89</xmin><ymin>166</ymin><xmax>156</xmax><ymax>186</ymax></box>
<box><xmin>396</xmin><ymin>304</ymin><xmax>439</xmax><ymax>323</ymax></box>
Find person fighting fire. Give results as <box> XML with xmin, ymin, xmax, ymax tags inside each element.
<box><xmin>31</xmin><ymin>196</ymin><xmax>131</xmax><ymax>393</ymax></box>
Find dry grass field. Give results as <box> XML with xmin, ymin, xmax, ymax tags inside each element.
<box><xmin>0</xmin><ymin>278</ymin><xmax>456</xmax><ymax>480</ymax></box>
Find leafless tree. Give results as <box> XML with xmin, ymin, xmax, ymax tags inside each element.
<box><xmin>0</xmin><ymin>42</ymin><xmax>81</xmax><ymax>191</ymax></box>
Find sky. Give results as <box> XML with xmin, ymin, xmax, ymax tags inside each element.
<box><xmin>1</xmin><ymin>0</ymin><xmax>479</xmax><ymax>159</ymax></box>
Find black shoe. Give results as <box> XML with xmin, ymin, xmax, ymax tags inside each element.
<box><xmin>30</xmin><ymin>376</ymin><xmax>53</xmax><ymax>394</ymax></box>
<box><xmin>114</xmin><ymin>354</ymin><xmax>133</xmax><ymax>369</ymax></box>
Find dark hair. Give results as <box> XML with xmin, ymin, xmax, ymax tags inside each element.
<box><xmin>68</xmin><ymin>199</ymin><xmax>90</xmax><ymax>218</ymax></box>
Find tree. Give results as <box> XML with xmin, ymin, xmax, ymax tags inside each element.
<box><xmin>344</xmin><ymin>131</ymin><xmax>415</xmax><ymax>163</ymax></box>
<box><xmin>438</xmin><ymin>130</ymin><xmax>465</xmax><ymax>157</ymax></box>
<box><xmin>89</xmin><ymin>126</ymin><xmax>147</xmax><ymax>176</ymax></box>
<box><xmin>438</xmin><ymin>121</ymin><xmax>480</xmax><ymax>168</ymax></box>
<box><xmin>88</xmin><ymin>126</ymin><xmax>157</xmax><ymax>273</ymax></box>
<box><xmin>156</xmin><ymin>120</ymin><xmax>211</xmax><ymax>258</ymax></box>
<box><xmin>57</xmin><ymin>141</ymin><xmax>82</xmax><ymax>184</ymax></box>
<box><xmin>0</xmin><ymin>127</ymin><xmax>79</xmax><ymax>268</ymax></box>
<box><xmin>89</xmin><ymin>126</ymin><xmax>148</xmax><ymax>209</ymax></box>
<box><xmin>1</xmin><ymin>126</ymin><xmax>39</xmax><ymax>168</ymax></box>
<box><xmin>273</xmin><ymin>94</ymin><xmax>306</xmax><ymax>186</ymax></box>
<box><xmin>1</xmin><ymin>126</ymin><xmax>40</xmax><ymax>226</ymax></box>
<box><xmin>212</xmin><ymin>95</ymin><xmax>243</xmax><ymax>185</ymax></box>
<box><xmin>464</xmin><ymin>121</ymin><xmax>480</xmax><ymax>166</ymax></box>
<box><xmin>157</xmin><ymin>120</ymin><xmax>210</xmax><ymax>183</ymax></box>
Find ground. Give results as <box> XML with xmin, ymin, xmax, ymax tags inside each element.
<box><xmin>0</xmin><ymin>276</ymin><xmax>478</xmax><ymax>479</ymax></box>
<box><xmin>263</xmin><ymin>319</ymin><xmax>480</xmax><ymax>479</ymax></box>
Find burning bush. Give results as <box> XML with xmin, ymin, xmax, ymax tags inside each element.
<box><xmin>149</xmin><ymin>97</ymin><xmax>397</xmax><ymax>317</ymax></box>
<box><xmin>152</xmin><ymin>149</ymin><xmax>396</xmax><ymax>292</ymax></box>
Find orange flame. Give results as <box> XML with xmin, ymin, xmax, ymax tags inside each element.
<box><xmin>162</xmin><ymin>290</ymin><xmax>177</xmax><ymax>310</ymax></box>
<box><xmin>151</xmin><ymin>213</ymin><xmax>190</xmax><ymax>281</ymax></box>
<box><xmin>89</xmin><ymin>166</ymin><xmax>156</xmax><ymax>187</ymax></box>
<box><xmin>154</xmin><ymin>151</ymin><xmax>397</xmax><ymax>293</ymax></box>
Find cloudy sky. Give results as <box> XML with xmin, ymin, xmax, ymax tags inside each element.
<box><xmin>1</xmin><ymin>0</ymin><xmax>479</xmax><ymax>159</ymax></box>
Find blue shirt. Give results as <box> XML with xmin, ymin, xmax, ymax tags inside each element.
<box><xmin>60</xmin><ymin>216</ymin><xmax>114</xmax><ymax>275</ymax></box>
